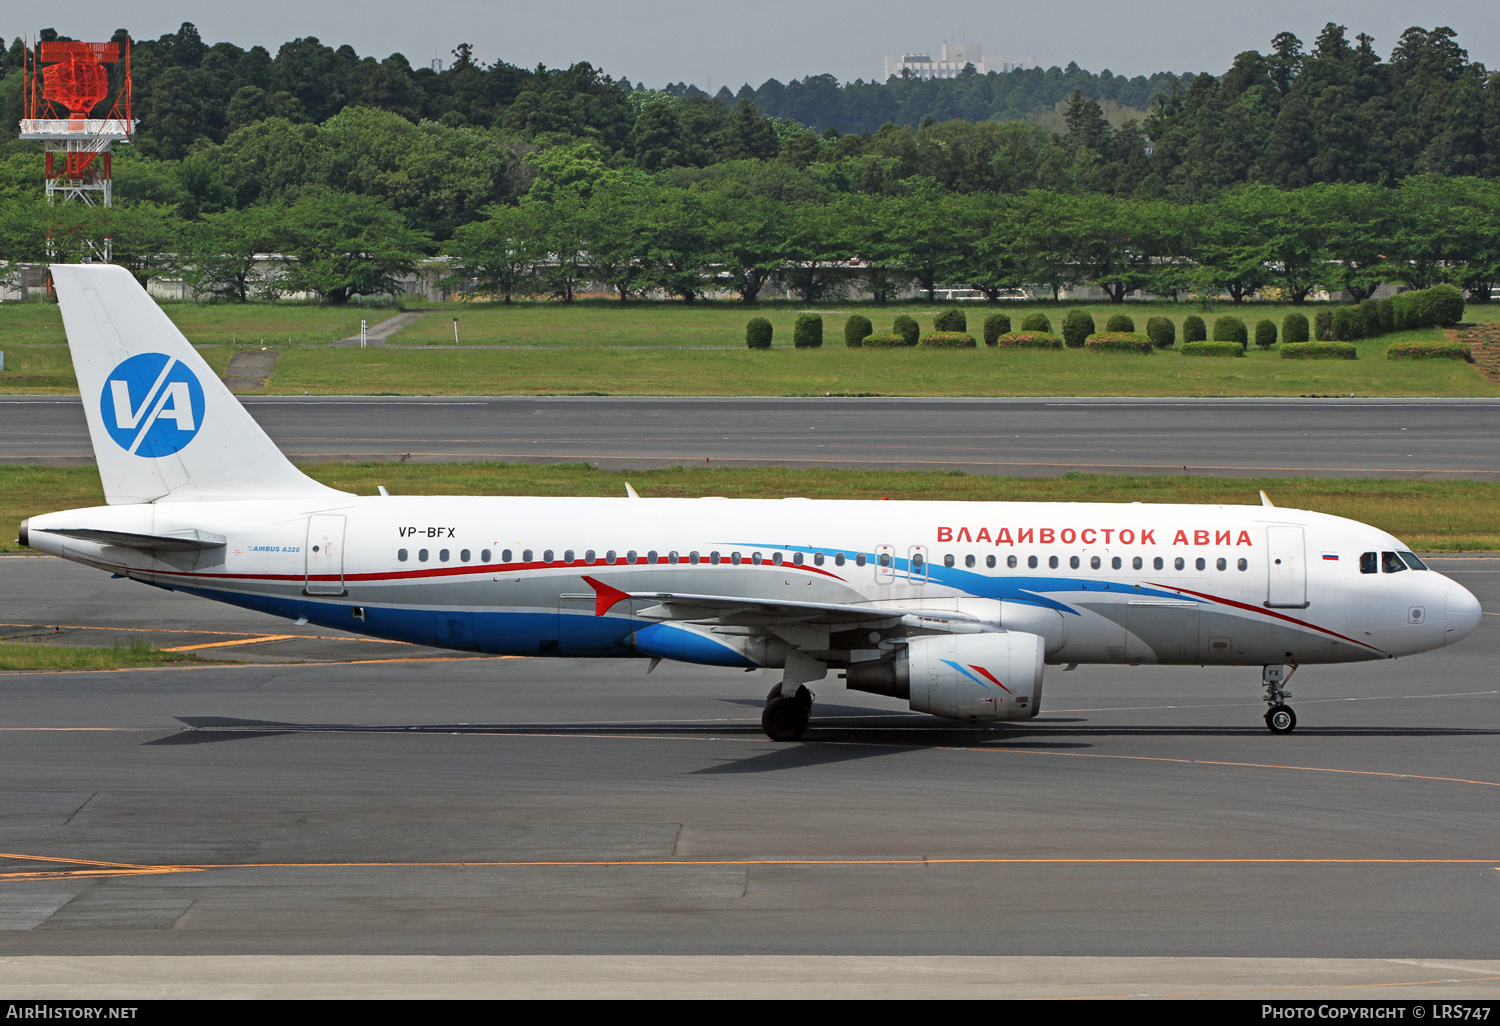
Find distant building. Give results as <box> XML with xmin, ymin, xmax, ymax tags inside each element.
<box><xmin>884</xmin><ymin>44</ymin><xmax>1035</xmax><ymax>81</ymax></box>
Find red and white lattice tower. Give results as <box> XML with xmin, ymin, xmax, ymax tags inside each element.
<box><xmin>19</xmin><ymin>38</ymin><xmax>136</xmax><ymax>262</ymax></box>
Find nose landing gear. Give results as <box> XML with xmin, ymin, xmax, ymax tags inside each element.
<box><xmin>1262</xmin><ymin>664</ymin><xmax>1297</xmax><ymax>734</ymax></box>
<box><xmin>762</xmin><ymin>683</ymin><xmax>813</xmax><ymax>742</ymax></box>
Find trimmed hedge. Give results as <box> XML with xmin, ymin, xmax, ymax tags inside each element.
<box><xmin>844</xmin><ymin>314</ymin><xmax>873</xmax><ymax>347</ymax></box>
<box><xmin>892</xmin><ymin>314</ymin><xmax>920</xmax><ymax>347</ymax></box>
<box><xmin>793</xmin><ymin>313</ymin><xmax>823</xmax><ymax>348</ymax></box>
<box><xmin>1314</xmin><ymin>310</ymin><xmax>1333</xmax><ymax>341</ymax></box>
<box><xmin>1061</xmin><ymin>309</ymin><xmax>1095</xmax><ymax>348</ymax></box>
<box><xmin>1280</xmin><ymin>341</ymin><xmax>1358</xmax><ymax>359</ymax></box>
<box><xmin>1323</xmin><ymin>283</ymin><xmax>1467</xmax><ymax>344</ymax></box>
<box><xmin>1105</xmin><ymin>314</ymin><xmax>1136</xmax><ymax>333</ymax></box>
<box><xmin>1386</xmin><ymin>341</ymin><xmax>1474</xmax><ymax>361</ymax></box>
<box><xmin>982</xmin><ymin>313</ymin><xmax>1011</xmax><ymax>345</ymax></box>
<box><xmin>1254</xmin><ymin>319</ymin><xmax>1278</xmax><ymax>348</ymax></box>
<box><xmin>860</xmin><ymin>332</ymin><xmax>907</xmax><ymax>348</ymax></box>
<box><xmin>933</xmin><ymin>308</ymin><xmax>967</xmax><ymax>333</ymax></box>
<box><xmin>1085</xmin><ymin>332</ymin><xmax>1154</xmax><ymax>353</ymax></box>
<box><xmin>1146</xmin><ymin>316</ymin><xmax>1175</xmax><ymax>348</ymax></box>
<box><xmin>1282</xmin><ymin>312</ymin><xmax>1310</xmax><ymax>344</ymax></box>
<box><xmin>1180</xmin><ymin>341</ymin><xmax>1246</xmax><ymax>358</ymax></box>
<box><xmin>1183</xmin><ymin>315</ymin><xmax>1207</xmax><ymax>342</ymax></box>
<box><xmin>1021</xmin><ymin>313</ymin><xmax>1053</xmax><ymax>333</ymax></box>
<box><xmin>1212</xmin><ymin>315</ymin><xmax>1248</xmax><ymax>346</ymax></box>
<box><xmin>746</xmin><ymin>317</ymin><xmax>772</xmax><ymax>349</ymax></box>
<box><xmin>919</xmin><ymin>331</ymin><xmax>977</xmax><ymax>348</ymax></box>
<box><xmin>993</xmin><ymin>332</ymin><xmax>1063</xmax><ymax>349</ymax></box>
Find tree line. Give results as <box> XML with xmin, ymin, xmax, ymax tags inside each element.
<box><xmin>6</xmin><ymin>160</ymin><xmax>1493</xmax><ymax>306</ymax></box>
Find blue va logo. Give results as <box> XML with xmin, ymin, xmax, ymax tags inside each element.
<box><xmin>100</xmin><ymin>353</ymin><xmax>206</xmax><ymax>457</ymax></box>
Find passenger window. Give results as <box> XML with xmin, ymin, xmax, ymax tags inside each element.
<box><xmin>440</xmin><ymin>549</ymin><xmax>450</xmax><ymax>562</ymax></box>
<box><xmin>1174</xmin><ymin>557</ymin><xmax>1185</xmax><ymax>570</ymax></box>
<box><xmin>1048</xmin><ymin>556</ymin><xmax>1059</xmax><ymax>569</ymax></box>
<box><xmin>710</xmin><ymin>552</ymin><xmax>721</xmax><ymax>565</ymax></box>
<box><xmin>855</xmin><ymin>553</ymin><xmax>866</xmax><ymax>567</ymax></box>
<box><xmin>1133</xmin><ymin>557</ymin><xmax>1142</xmax><ymax>570</ymax></box>
<box><xmin>751</xmin><ymin>552</ymin><xmax>762</xmax><ymax>565</ymax></box>
<box><xmin>731</xmin><ymin>552</ymin><xmax>742</xmax><ymax>565</ymax></box>
<box><xmin>1399</xmin><ymin>552</ymin><xmax>1427</xmax><ymax>570</ymax></box>
<box><xmin>626</xmin><ymin>550</ymin><xmax>638</xmax><ymax>564</ymax></box>
<box><xmin>814</xmin><ymin>552</ymin><xmax>825</xmax><ymax>566</ymax></box>
<box><xmin>1113</xmin><ymin>557</ymin><xmax>1123</xmax><ymax>570</ymax></box>
<box><xmin>483</xmin><ymin>549</ymin><xmax>493</xmax><ymax>562</ymax></box>
<box><xmin>605</xmin><ymin>550</ymin><xmax>617</xmax><ymax>564</ymax></box>
<box><xmin>668</xmin><ymin>551</ymin><xmax>679</xmax><ymax>564</ymax></box>
<box><xmin>1195</xmin><ymin>558</ymin><xmax>1206</xmax><ymax>571</ymax></box>
<box><xmin>964</xmin><ymin>555</ymin><xmax>975</xmax><ymax>568</ymax></box>
<box><xmin>397</xmin><ymin>549</ymin><xmax>408</xmax><ymax>562</ymax></box>
<box><xmin>912</xmin><ymin>553</ymin><xmax>925</xmax><ymax>569</ymax></box>
<box><xmin>879</xmin><ymin>553</ymin><xmax>891</xmax><ymax>567</ymax></box>
<box><xmin>942</xmin><ymin>554</ymin><xmax>954</xmax><ymax>568</ymax></box>
<box><xmin>585</xmin><ymin>549</ymin><xmax>596</xmax><ymax>564</ymax></box>
<box><xmin>1004</xmin><ymin>555</ymin><xmax>1013</xmax><ymax>568</ymax></box>
<box><xmin>1216</xmin><ymin>557</ymin><xmax>1227</xmax><ymax>571</ymax></box>
<box><xmin>1028</xmin><ymin>556</ymin><xmax>1038</xmax><ymax>569</ymax></box>
<box><xmin>1381</xmin><ymin>551</ymin><xmax>1407</xmax><ymax>573</ymax></box>
<box><xmin>689</xmin><ymin>551</ymin><xmax>700</xmax><ymax>564</ymax></box>
<box><xmin>793</xmin><ymin>553</ymin><xmax>804</xmax><ymax>565</ymax></box>
<box><xmin>563</xmin><ymin>549</ymin><xmax>573</xmax><ymax>563</ymax></box>
<box><xmin>418</xmin><ymin>549</ymin><xmax>429</xmax><ymax>562</ymax></box>
<box><xmin>1090</xmin><ymin>556</ymin><xmax>1101</xmax><ymax>570</ymax></box>
<box><xmin>522</xmin><ymin>549</ymin><xmax>532</xmax><ymax>562</ymax></box>
<box><xmin>835</xmin><ymin>553</ymin><xmax>846</xmax><ymax>567</ymax></box>
<box><xmin>647</xmin><ymin>551</ymin><xmax>659</xmax><ymax>563</ymax></box>
<box><xmin>1238</xmin><ymin>558</ymin><xmax>1248</xmax><ymax>571</ymax></box>
<box><xmin>543</xmin><ymin>549</ymin><xmax>553</xmax><ymax>563</ymax></box>
<box><xmin>1359</xmin><ymin>552</ymin><xmax>1378</xmax><ymax>574</ymax></box>
<box><xmin>1069</xmin><ymin>556</ymin><xmax>1080</xmax><ymax>569</ymax></box>
<box><xmin>461</xmin><ymin>549</ymin><xmax>471</xmax><ymax>562</ymax></box>
<box><xmin>1152</xmin><ymin>557</ymin><xmax>1162</xmax><ymax>570</ymax></box>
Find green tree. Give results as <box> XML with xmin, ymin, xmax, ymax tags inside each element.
<box><xmin>277</xmin><ymin>191</ymin><xmax>428</xmax><ymax>303</ymax></box>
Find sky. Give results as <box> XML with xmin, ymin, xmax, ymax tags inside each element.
<box><xmin>12</xmin><ymin>1</ymin><xmax>1500</xmax><ymax>89</ymax></box>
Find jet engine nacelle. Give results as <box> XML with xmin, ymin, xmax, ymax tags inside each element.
<box><xmin>847</xmin><ymin>631</ymin><xmax>1044</xmax><ymax>722</ymax></box>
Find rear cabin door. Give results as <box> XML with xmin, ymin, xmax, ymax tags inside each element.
<box><xmin>1265</xmin><ymin>525</ymin><xmax>1308</xmax><ymax>608</ymax></box>
<box><xmin>304</xmin><ymin>514</ymin><xmax>347</xmax><ymax>596</ymax></box>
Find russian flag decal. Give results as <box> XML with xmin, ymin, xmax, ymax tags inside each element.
<box><xmin>1322</xmin><ymin>553</ymin><xmax>1339</xmax><ymax>561</ymax></box>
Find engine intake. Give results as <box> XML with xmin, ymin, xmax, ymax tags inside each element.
<box><xmin>848</xmin><ymin>631</ymin><xmax>1044</xmax><ymax>722</ymax></box>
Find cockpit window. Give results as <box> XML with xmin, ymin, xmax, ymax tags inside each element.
<box><xmin>1381</xmin><ymin>551</ymin><xmax>1407</xmax><ymax>573</ymax></box>
<box><xmin>1398</xmin><ymin>551</ymin><xmax>1427</xmax><ymax>570</ymax></box>
<box><xmin>1359</xmin><ymin>552</ymin><xmax>1378</xmax><ymax>574</ymax></box>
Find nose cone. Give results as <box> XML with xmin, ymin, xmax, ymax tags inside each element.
<box><xmin>1445</xmin><ymin>579</ymin><xmax>1483</xmax><ymax>646</ymax></box>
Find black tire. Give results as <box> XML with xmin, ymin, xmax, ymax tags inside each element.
<box><xmin>1265</xmin><ymin>704</ymin><xmax>1297</xmax><ymax>734</ymax></box>
<box><xmin>762</xmin><ymin>696</ymin><xmax>810</xmax><ymax>742</ymax></box>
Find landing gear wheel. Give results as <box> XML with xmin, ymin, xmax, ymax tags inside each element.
<box><xmin>1264</xmin><ymin>704</ymin><xmax>1297</xmax><ymax>734</ymax></box>
<box><xmin>762</xmin><ymin>684</ymin><xmax>813</xmax><ymax>742</ymax></box>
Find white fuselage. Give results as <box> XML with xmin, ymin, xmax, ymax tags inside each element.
<box><xmin>23</xmin><ymin>496</ymin><xmax>1482</xmax><ymax>669</ymax></box>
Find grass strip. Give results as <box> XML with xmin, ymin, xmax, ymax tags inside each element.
<box><xmin>3</xmin><ymin>464</ymin><xmax>1496</xmax><ymax>552</ymax></box>
<box><xmin>0</xmin><ymin>639</ymin><xmax>201</xmax><ymax>671</ymax></box>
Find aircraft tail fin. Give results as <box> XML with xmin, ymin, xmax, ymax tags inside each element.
<box><xmin>51</xmin><ymin>264</ymin><xmax>349</xmax><ymax>505</ymax></box>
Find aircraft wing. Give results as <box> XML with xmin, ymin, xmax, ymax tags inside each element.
<box><xmin>581</xmin><ymin>576</ymin><xmax>981</xmax><ymax>628</ymax></box>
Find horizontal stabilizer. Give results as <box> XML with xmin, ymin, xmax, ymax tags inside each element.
<box><xmin>45</xmin><ymin>527</ymin><xmax>227</xmax><ymax>552</ymax></box>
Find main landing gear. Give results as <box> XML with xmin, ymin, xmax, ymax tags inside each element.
<box><xmin>1262</xmin><ymin>664</ymin><xmax>1297</xmax><ymax>734</ymax></box>
<box><xmin>762</xmin><ymin>683</ymin><xmax>813</xmax><ymax>742</ymax></box>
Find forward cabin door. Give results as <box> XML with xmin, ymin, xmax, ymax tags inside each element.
<box><xmin>305</xmin><ymin>514</ymin><xmax>347</xmax><ymax>596</ymax></box>
<box><xmin>1265</xmin><ymin>525</ymin><xmax>1308</xmax><ymax>608</ymax></box>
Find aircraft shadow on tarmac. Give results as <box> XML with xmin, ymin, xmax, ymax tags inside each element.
<box><xmin>143</xmin><ymin>714</ymin><xmax>1500</xmax><ymax>753</ymax></box>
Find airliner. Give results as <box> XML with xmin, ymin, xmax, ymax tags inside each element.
<box><xmin>18</xmin><ymin>265</ymin><xmax>1484</xmax><ymax>740</ymax></box>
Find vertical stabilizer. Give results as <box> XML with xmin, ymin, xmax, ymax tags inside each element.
<box><xmin>51</xmin><ymin>264</ymin><xmax>350</xmax><ymax>504</ymax></box>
